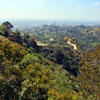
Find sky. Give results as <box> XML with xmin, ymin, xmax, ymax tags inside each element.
<box><xmin>0</xmin><ymin>0</ymin><xmax>100</xmax><ymax>21</ymax></box>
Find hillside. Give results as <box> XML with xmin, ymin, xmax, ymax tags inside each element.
<box><xmin>0</xmin><ymin>21</ymin><xmax>100</xmax><ymax>100</ymax></box>
<box><xmin>23</xmin><ymin>24</ymin><xmax>100</xmax><ymax>51</ymax></box>
<box><xmin>0</xmin><ymin>36</ymin><xmax>83</xmax><ymax>100</ymax></box>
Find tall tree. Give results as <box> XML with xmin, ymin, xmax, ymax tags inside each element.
<box><xmin>14</xmin><ymin>28</ymin><xmax>22</xmax><ymax>44</ymax></box>
<box><xmin>1</xmin><ymin>21</ymin><xmax>13</xmax><ymax>30</ymax></box>
<box><xmin>0</xmin><ymin>21</ymin><xmax>13</xmax><ymax>37</ymax></box>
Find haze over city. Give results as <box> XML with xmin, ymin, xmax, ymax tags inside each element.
<box><xmin>0</xmin><ymin>0</ymin><xmax>100</xmax><ymax>21</ymax></box>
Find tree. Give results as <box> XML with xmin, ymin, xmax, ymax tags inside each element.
<box><xmin>22</xmin><ymin>32</ymin><xmax>29</xmax><ymax>44</ymax></box>
<box><xmin>14</xmin><ymin>28</ymin><xmax>22</xmax><ymax>44</ymax></box>
<box><xmin>77</xmin><ymin>45</ymin><xmax>100</xmax><ymax>99</ymax></box>
<box><xmin>0</xmin><ymin>36</ymin><xmax>27</xmax><ymax>100</ymax></box>
<box><xmin>0</xmin><ymin>21</ymin><xmax>13</xmax><ymax>37</ymax></box>
<box><xmin>0</xmin><ymin>36</ymin><xmax>27</xmax><ymax>62</ymax></box>
<box><xmin>1</xmin><ymin>21</ymin><xmax>13</xmax><ymax>30</ymax></box>
<box><xmin>28</xmin><ymin>36</ymin><xmax>39</xmax><ymax>51</ymax></box>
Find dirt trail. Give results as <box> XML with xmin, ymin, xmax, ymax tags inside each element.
<box><xmin>67</xmin><ymin>39</ymin><xmax>77</xmax><ymax>50</ymax></box>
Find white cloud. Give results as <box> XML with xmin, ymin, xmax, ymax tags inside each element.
<box><xmin>92</xmin><ymin>2</ymin><xmax>100</xmax><ymax>6</ymax></box>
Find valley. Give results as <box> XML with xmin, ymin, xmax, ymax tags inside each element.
<box><xmin>0</xmin><ymin>21</ymin><xmax>100</xmax><ymax>100</ymax></box>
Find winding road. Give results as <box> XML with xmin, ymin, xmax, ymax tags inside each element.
<box><xmin>67</xmin><ymin>39</ymin><xmax>77</xmax><ymax>50</ymax></box>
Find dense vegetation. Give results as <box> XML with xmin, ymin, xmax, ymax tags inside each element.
<box><xmin>23</xmin><ymin>24</ymin><xmax>100</xmax><ymax>51</ymax></box>
<box><xmin>0</xmin><ymin>21</ymin><xmax>100</xmax><ymax>100</ymax></box>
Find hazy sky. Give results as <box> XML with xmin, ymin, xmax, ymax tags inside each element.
<box><xmin>0</xmin><ymin>0</ymin><xmax>100</xmax><ymax>20</ymax></box>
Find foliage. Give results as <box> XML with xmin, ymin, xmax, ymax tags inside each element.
<box><xmin>0</xmin><ymin>21</ymin><xmax>39</xmax><ymax>52</ymax></box>
<box><xmin>0</xmin><ymin>36</ymin><xmax>27</xmax><ymax>62</ymax></box>
<box><xmin>1</xmin><ymin>21</ymin><xmax>100</xmax><ymax>100</ymax></box>
<box><xmin>0</xmin><ymin>35</ymin><xmax>82</xmax><ymax>100</ymax></box>
<box><xmin>40</xmin><ymin>46</ymin><xmax>81</xmax><ymax>76</ymax></box>
<box><xmin>77</xmin><ymin>45</ymin><xmax>100</xmax><ymax>99</ymax></box>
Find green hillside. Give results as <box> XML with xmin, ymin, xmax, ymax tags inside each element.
<box><xmin>0</xmin><ymin>21</ymin><xmax>100</xmax><ymax>100</ymax></box>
